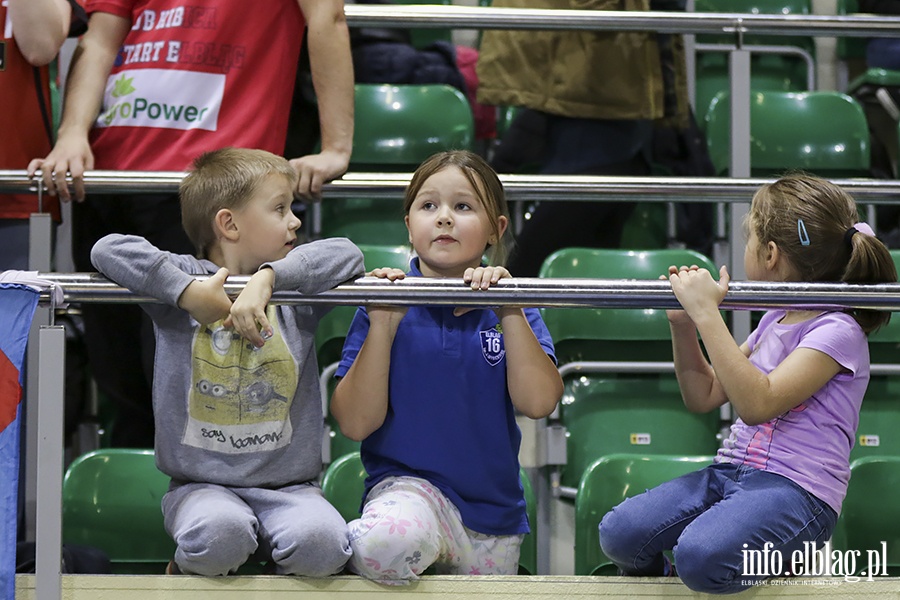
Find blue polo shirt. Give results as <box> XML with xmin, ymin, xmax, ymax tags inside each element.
<box><xmin>335</xmin><ymin>259</ymin><xmax>556</xmax><ymax>535</ymax></box>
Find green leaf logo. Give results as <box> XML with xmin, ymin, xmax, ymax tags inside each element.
<box><xmin>111</xmin><ymin>75</ymin><xmax>136</xmax><ymax>98</ymax></box>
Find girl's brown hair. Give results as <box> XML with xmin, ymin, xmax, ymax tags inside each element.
<box><xmin>403</xmin><ymin>150</ymin><xmax>511</xmax><ymax>265</ymax></box>
<box><xmin>749</xmin><ymin>173</ymin><xmax>897</xmax><ymax>333</ymax></box>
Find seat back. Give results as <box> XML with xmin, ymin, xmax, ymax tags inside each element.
<box><xmin>851</xmin><ymin>251</ymin><xmax>900</xmax><ymax>462</ymax></box>
<box><xmin>559</xmin><ymin>376</ymin><xmax>721</xmax><ymax>490</ymax></box>
<box><xmin>866</xmin><ymin>250</ymin><xmax>900</xmax><ymax>363</ymax></box>
<box><xmin>831</xmin><ymin>456</ymin><xmax>900</xmax><ymax>575</ymax></box>
<box><xmin>62</xmin><ymin>449</ymin><xmax>174</xmax><ymax>573</ymax></box>
<box><xmin>539</xmin><ymin>248</ymin><xmax>721</xmax><ymax>489</ymax></box>
<box><xmin>693</xmin><ymin>0</ymin><xmax>814</xmax><ymax>118</ymax></box>
<box><xmin>321</xmin><ymin>452</ymin><xmax>368</xmax><ymax>523</ymax></box>
<box><xmin>538</xmin><ymin>247</ymin><xmax>717</xmax><ymax>362</ymax></box>
<box><xmin>575</xmin><ymin>453</ymin><xmax>714</xmax><ymax>576</ymax></box>
<box><xmin>350</xmin><ymin>83</ymin><xmax>474</xmax><ymax>170</ymax></box>
<box><xmin>836</xmin><ymin>0</ymin><xmax>866</xmax><ymax>62</ymax></box>
<box><xmin>321</xmin><ymin>452</ymin><xmax>539</xmax><ymax>573</ymax></box>
<box><xmin>322</xmin><ymin>83</ymin><xmax>474</xmax><ymax>245</ymax></box>
<box><xmin>705</xmin><ymin>91</ymin><xmax>870</xmax><ymax>177</ymax></box>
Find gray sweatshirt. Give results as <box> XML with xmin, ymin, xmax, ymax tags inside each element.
<box><xmin>91</xmin><ymin>234</ymin><xmax>364</xmax><ymax>488</ymax></box>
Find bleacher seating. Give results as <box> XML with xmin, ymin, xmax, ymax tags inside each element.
<box><xmin>832</xmin><ymin>456</ymin><xmax>900</xmax><ymax>575</ymax></box>
<box><xmin>693</xmin><ymin>0</ymin><xmax>814</xmax><ymax>122</ymax></box>
<box><xmin>538</xmin><ymin>247</ymin><xmax>722</xmax><ymax>491</ymax></box>
<box><xmin>704</xmin><ymin>90</ymin><xmax>871</xmax><ymax>177</ymax></box>
<box><xmin>575</xmin><ymin>453</ymin><xmax>713</xmax><ymax>576</ymax></box>
<box><xmin>62</xmin><ymin>449</ymin><xmax>173</xmax><ymax>574</ymax></box>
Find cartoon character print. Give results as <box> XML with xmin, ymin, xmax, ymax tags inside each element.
<box><xmin>184</xmin><ymin>305</ymin><xmax>298</xmax><ymax>453</ymax></box>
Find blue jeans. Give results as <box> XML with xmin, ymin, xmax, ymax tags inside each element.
<box><xmin>598</xmin><ymin>463</ymin><xmax>837</xmax><ymax>594</ymax></box>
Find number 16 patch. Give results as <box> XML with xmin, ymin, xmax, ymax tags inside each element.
<box><xmin>480</xmin><ymin>327</ymin><xmax>505</xmax><ymax>366</ymax></box>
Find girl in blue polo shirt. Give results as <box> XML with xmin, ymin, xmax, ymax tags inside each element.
<box><xmin>331</xmin><ymin>150</ymin><xmax>564</xmax><ymax>583</ymax></box>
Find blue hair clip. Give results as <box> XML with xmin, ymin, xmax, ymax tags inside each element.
<box><xmin>797</xmin><ymin>219</ymin><xmax>810</xmax><ymax>246</ymax></box>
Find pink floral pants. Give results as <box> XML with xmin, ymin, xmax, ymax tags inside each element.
<box><xmin>347</xmin><ymin>476</ymin><xmax>523</xmax><ymax>584</ymax></box>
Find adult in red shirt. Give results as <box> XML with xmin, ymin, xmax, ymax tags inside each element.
<box><xmin>1</xmin><ymin>0</ymin><xmax>86</xmax><ymax>270</ymax></box>
<box><xmin>29</xmin><ymin>0</ymin><xmax>354</xmax><ymax>447</ymax></box>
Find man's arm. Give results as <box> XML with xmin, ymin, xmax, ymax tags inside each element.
<box><xmin>291</xmin><ymin>0</ymin><xmax>355</xmax><ymax>200</ymax></box>
<box><xmin>7</xmin><ymin>0</ymin><xmax>71</xmax><ymax>65</ymax></box>
<box><xmin>26</xmin><ymin>11</ymin><xmax>129</xmax><ymax>202</ymax></box>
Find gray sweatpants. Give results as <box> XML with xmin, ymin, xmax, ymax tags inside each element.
<box><xmin>162</xmin><ymin>481</ymin><xmax>351</xmax><ymax>576</ymax></box>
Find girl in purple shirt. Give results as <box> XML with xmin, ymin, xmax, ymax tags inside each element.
<box><xmin>599</xmin><ymin>174</ymin><xmax>897</xmax><ymax>594</ymax></box>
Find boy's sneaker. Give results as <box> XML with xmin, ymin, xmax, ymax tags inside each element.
<box><xmin>165</xmin><ymin>560</ymin><xmax>182</xmax><ymax>575</ymax></box>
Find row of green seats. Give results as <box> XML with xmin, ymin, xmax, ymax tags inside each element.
<box><xmin>63</xmin><ymin>448</ymin><xmax>900</xmax><ymax>576</ymax></box>
<box><xmin>574</xmin><ymin>453</ymin><xmax>900</xmax><ymax>577</ymax></box>
<box><xmin>60</xmin><ymin>448</ymin><xmax>539</xmax><ymax>575</ymax></box>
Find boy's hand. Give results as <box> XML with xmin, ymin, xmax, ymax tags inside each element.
<box><xmin>456</xmin><ymin>266</ymin><xmax>511</xmax><ymax>317</ymax></box>
<box><xmin>225</xmin><ymin>268</ymin><xmax>276</xmax><ymax>348</ymax></box>
<box><xmin>177</xmin><ymin>268</ymin><xmax>233</xmax><ymax>325</ymax></box>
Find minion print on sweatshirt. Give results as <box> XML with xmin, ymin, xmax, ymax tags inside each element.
<box><xmin>185</xmin><ymin>305</ymin><xmax>298</xmax><ymax>453</ymax></box>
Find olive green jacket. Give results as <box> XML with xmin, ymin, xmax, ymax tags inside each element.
<box><xmin>476</xmin><ymin>0</ymin><xmax>689</xmax><ymax>128</ymax></box>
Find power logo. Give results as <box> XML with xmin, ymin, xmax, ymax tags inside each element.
<box><xmin>96</xmin><ymin>68</ymin><xmax>224</xmax><ymax>131</ymax></box>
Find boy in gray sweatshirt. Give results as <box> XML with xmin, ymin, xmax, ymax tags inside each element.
<box><xmin>91</xmin><ymin>147</ymin><xmax>364</xmax><ymax>576</ymax></box>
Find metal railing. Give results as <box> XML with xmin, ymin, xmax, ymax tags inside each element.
<box><xmin>32</xmin><ymin>273</ymin><xmax>900</xmax><ymax>311</ymax></box>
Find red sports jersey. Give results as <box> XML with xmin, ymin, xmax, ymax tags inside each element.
<box><xmin>0</xmin><ymin>4</ymin><xmax>61</xmax><ymax>220</ymax></box>
<box><xmin>87</xmin><ymin>0</ymin><xmax>305</xmax><ymax>171</ymax></box>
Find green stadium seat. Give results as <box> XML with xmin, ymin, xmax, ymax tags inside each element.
<box><xmin>62</xmin><ymin>449</ymin><xmax>173</xmax><ymax>574</ymax></box>
<box><xmin>618</xmin><ymin>203</ymin><xmax>668</xmax><ymax>250</ymax></box>
<box><xmin>576</xmin><ymin>453</ymin><xmax>714</xmax><ymax>576</ymax></box>
<box><xmin>851</xmin><ymin>251</ymin><xmax>900</xmax><ymax>462</ymax></box>
<box><xmin>693</xmin><ymin>0</ymin><xmax>814</xmax><ymax>119</ymax></box>
<box><xmin>831</xmin><ymin>456</ymin><xmax>900</xmax><ymax>575</ymax></box>
<box><xmin>538</xmin><ymin>247</ymin><xmax>718</xmax><ymax>363</ymax></box>
<box><xmin>560</xmin><ymin>376</ymin><xmax>721</xmax><ymax>491</ymax></box>
<box><xmin>539</xmin><ymin>248</ymin><xmax>722</xmax><ymax>490</ymax></box>
<box><xmin>704</xmin><ymin>90</ymin><xmax>871</xmax><ymax>177</ymax></box>
<box><xmin>321</xmin><ymin>451</ymin><xmax>539</xmax><ymax>574</ymax></box>
<box><xmin>321</xmin><ymin>83</ymin><xmax>474</xmax><ymax>245</ymax></box>
<box><xmin>836</xmin><ymin>0</ymin><xmax>866</xmax><ymax>67</ymax></box>
<box><xmin>321</xmin><ymin>452</ymin><xmax>368</xmax><ymax>523</ymax></box>
<box><xmin>349</xmin><ymin>83</ymin><xmax>474</xmax><ymax>170</ymax></box>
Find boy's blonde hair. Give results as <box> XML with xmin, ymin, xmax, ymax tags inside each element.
<box><xmin>403</xmin><ymin>150</ymin><xmax>511</xmax><ymax>265</ymax></box>
<box><xmin>180</xmin><ymin>147</ymin><xmax>298</xmax><ymax>258</ymax></box>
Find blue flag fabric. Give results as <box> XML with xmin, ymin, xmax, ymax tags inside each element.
<box><xmin>0</xmin><ymin>284</ymin><xmax>39</xmax><ymax>600</ymax></box>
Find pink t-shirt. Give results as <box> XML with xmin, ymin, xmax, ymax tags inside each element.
<box><xmin>715</xmin><ymin>310</ymin><xmax>869</xmax><ymax>514</ymax></box>
<box><xmin>86</xmin><ymin>0</ymin><xmax>305</xmax><ymax>171</ymax></box>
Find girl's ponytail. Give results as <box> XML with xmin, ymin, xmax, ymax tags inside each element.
<box><xmin>842</xmin><ymin>226</ymin><xmax>897</xmax><ymax>333</ymax></box>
